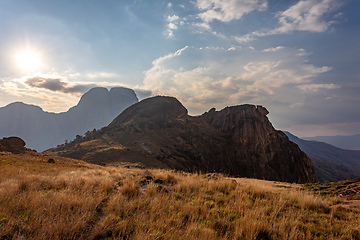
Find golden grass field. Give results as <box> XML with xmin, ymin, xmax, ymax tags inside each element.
<box><xmin>0</xmin><ymin>151</ymin><xmax>359</xmax><ymax>239</ymax></box>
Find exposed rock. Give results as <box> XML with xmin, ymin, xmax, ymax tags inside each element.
<box><xmin>256</xmin><ymin>105</ymin><xmax>269</xmax><ymax>116</ymax></box>
<box><xmin>46</xmin><ymin>96</ymin><xmax>317</xmax><ymax>183</ymax></box>
<box><xmin>48</xmin><ymin>158</ymin><xmax>55</xmax><ymax>163</ymax></box>
<box><xmin>108</xmin><ymin>96</ymin><xmax>188</xmax><ymax>131</ymax></box>
<box><xmin>0</xmin><ymin>137</ymin><xmax>26</xmax><ymax>153</ymax></box>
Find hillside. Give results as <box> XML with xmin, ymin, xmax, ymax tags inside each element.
<box><xmin>46</xmin><ymin>96</ymin><xmax>316</xmax><ymax>183</ymax></box>
<box><xmin>285</xmin><ymin>132</ymin><xmax>360</xmax><ymax>182</ymax></box>
<box><xmin>0</xmin><ymin>87</ymin><xmax>138</xmax><ymax>152</ymax></box>
<box><xmin>304</xmin><ymin>134</ymin><xmax>360</xmax><ymax>151</ymax></box>
<box><xmin>0</xmin><ymin>149</ymin><xmax>359</xmax><ymax>239</ymax></box>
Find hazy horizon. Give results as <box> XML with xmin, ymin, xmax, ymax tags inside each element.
<box><xmin>1</xmin><ymin>0</ymin><xmax>359</xmax><ymax>137</ymax></box>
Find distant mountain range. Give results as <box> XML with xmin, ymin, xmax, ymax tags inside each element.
<box><xmin>303</xmin><ymin>134</ymin><xmax>360</xmax><ymax>150</ymax></box>
<box><xmin>45</xmin><ymin>96</ymin><xmax>317</xmax><ymax>183</ymax></box>
<box><xmin>0</xmin><ymin>87</ymin><xmax>138</xmax><ymax>152</ymax></box>
<box><xmin>285</xmin><ymin>132</ymin><xmax>360</xmax><ymax>182</ymax></box>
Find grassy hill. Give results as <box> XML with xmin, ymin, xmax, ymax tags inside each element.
<box><xmin>0</xmin><ymin>151</ymin><xmax>359</xmax><ymax>239</ymax></box>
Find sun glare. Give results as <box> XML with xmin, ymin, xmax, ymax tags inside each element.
<box><xmin>16</xmin><ymin>50</ymin><xmax>42</xmax><ymax>72</ymax></box>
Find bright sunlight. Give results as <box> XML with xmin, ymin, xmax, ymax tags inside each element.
<box><xmin>16</xmin><ymin>50</ymin><xmax>42</xmax><ymax>72</ymax></box>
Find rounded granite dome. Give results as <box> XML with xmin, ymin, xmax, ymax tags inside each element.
<box><xmin>108</xmin><ymin>96</ymin><xmax>188</xmax><ymax>129</ymax></box>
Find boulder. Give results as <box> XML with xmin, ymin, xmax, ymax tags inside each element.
<box><xmin>0</xmin><ymin>137</ymin><xmax>26</xmax><ymax>153</ymax></box>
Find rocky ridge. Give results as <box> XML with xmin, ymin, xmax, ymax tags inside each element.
<box><xmin>46</xmin><ymin>96</ymin><xmax>317</xmax><ymax>183</ymax></box>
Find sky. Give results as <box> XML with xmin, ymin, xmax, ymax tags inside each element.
<box><xmin>0</xmin><ymin>0</ymin><xmax>359</xmax><ymax>137</ymax></box>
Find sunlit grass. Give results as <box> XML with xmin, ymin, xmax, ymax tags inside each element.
<box><xmin>0</xmin><ymin>152</ymin><xmax>359</xmax><ymax>239</ymax></box>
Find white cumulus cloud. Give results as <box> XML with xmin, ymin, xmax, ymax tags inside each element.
<box><xmin>272</xmin><ymin>0</ymin><xmax>345</xmax><ymax>34</ymax></box>
<box><xmin>235</xmin><ymin>0</ymin><xmax>345</xmax><ymax>42</ymax></box>
<box><xmin>196</xmin><ymin>0</ymin><xmax>267</xmax><ymax>23</ymax></box>
<box><xmin>142</xmin><ymin>46</ymin><xmax>332</xmax><ymax>114</ymax></box>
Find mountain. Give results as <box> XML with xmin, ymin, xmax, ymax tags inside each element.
<box><xmin>46</xmin><ymin>96</ymin><xmax>317</xmax><ymax>183</ymax></box>
<box><xmin>285</xmin><ymin>132</ymin><xmax>360</xmax><ymax>182</ymax></box>
<box><xmin>303</xmin><ymin>134</ymin><xmax>360</xmax><ymax>150</ymax></box>
<box><xmin>0</xmin><ymin>87</ymin><xmax>138</xmax><ymax>152</ymax></box>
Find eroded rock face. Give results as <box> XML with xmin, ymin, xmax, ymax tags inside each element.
<box><xmin>0</xmin><ymin>137</ymin><xmax>26</xmax><ymax>153</ymax></box>
<box><xmin>48</xmin><ymin>96</ymin><xmax>317</xmax><ymax>183</ymax></box>
<box><xmin>200</xmin><ymin>105</ymin><xmax>316</xmax><ymax>183</ymax></box>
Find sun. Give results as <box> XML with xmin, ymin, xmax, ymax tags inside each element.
<box><xmin>16</xmin><ymin>50</ymin><xmax>42</xmax><ymax>72</ymax></box>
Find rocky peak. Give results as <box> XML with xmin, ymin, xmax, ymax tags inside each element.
<box><xmin>3</xmin><ymin>102</ymin><xmax>45</xmax><ymax>114</ymax></box>
<box><xmin>203</xmin><ymin>104</ymin><xmax>273</xmax><ymax>143</ymax></box>
<box><xmin>256</xmin><ymin>105</ymin><xmax>269</xmax><ymax>116</ymax></box>
<box><xmin>109</xmin><ymin>96</ymin><xmax>188</xmax><ymax>130</ymax></box>
<box><xmin>69</xmin><ymin>87</ymin><xmax>138</xmax><ymax>113</ymax></box>
<box><xmin>110</xmin><ymin>87</ymin><xmax>138</xmax><ymax>98</ymax></box>
<box><xmin>71</xmin><ymin>87</ymin><xmax>111</xmax><ymax>111</ymax></box>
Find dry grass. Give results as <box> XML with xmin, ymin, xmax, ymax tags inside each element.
<box><xmin>0</xmin><ymin>151</ymin><xmax>359</xmax><ymax>239</ymax></box>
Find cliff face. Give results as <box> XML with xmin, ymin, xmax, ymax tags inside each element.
<box><xmin>47</xmin><ymin>96</ymin><xmax>317</xmax><ymax>183</ymax></box>
<box><xmin>202</xmin><ymin>105</ymin><xmax>316</xmax><ymax>183</ymax></box>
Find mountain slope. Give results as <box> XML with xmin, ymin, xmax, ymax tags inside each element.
<box><xmin>304</xmin><ymin>134</ymin><xmax>360</xmax><ymax>150</ymax></box>
<box><xmin>46</xmin><ymin>96</ymin><xmax>317</xmax><ymax>183</ymax></box>
<box><xmin>0</xmin><ymin>87</ymin><xmax>138</xmax><ymax>152</ymax></box>
<box><xmin>285</xmin><ymin>132</ymin><xmax>360</xmax><ymax>182</ymax></box>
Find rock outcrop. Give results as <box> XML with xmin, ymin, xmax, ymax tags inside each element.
<box><xmin>46</xmin><ymin>96</ymin><xmax>317</xmax><ymax>183</ymax></box>
<box><xmin>0</xmin><ymin>137</ymin><xmax>27</xmax><ymax>154</ymax></box>
<box><xmin>201</xmin><ymin>105</ymin><xmax>316</xmax><ymax>183</ymax></box>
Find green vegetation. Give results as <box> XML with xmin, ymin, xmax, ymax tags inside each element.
<box><xmin>0</xmin><ymin>152</ymin><xmax>359</xmax><ymax>239</ymax></box>
<box><xmin>304</xmin><ymin>179</ymin><xmax>360</xmax><ymax>200</ymax></box>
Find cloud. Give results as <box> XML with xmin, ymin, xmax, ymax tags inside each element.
<box><xmin>262</xmin><ymin>46</ymin><xmax>285</xmax><ymax>52</ymax></box>
<box><xmin>193</xmin><ymin>22</ymin><xmax>212</xmax><ymax>31</ymax></box>
<box><xmin>0</xmin><ymin>74</ymin><xmax>139</xmax><ymax>112</ymax></box>
<box><xmin>272</xmin><ymin>0</ymin><xmax>344</xmax><ymax>34</ymax></box>
<box><xmin>168</xmin><ymin>22</ymin><xmax>178</xmax><ymax>30</ymax></box>
<box><xmin>235</xmin><ymin>0</ymin><xmax>345</xmax><ymax>42</ymax></box>
<box><xmin>195</xmin><ymin>0</ymin><xmax>267</xmax><ymax>23</ymax></box>
<box><xmin>297</xmin><ymin>83</ymin><xmax>340</xmax><ymax>92</ymax></box>
<box><xmin>86</xmin><ymin>72</ymin><xmax>121</xmax><ymax>79</ymax></box>
<box><xmin>0</xmin><ymin>76</ymin><xmax>80</xmax><ymax>112</ymax></box>
<box><xmin>166</xmin><ymin>15</ymin><xmax>179</xmax><ymax>22</ymax></box>
<box><xmin>282</xmin><ymin>83</ymin><xmax>360</xmax><ymax>136</ymax></box>
<box><xmin>286</xmin><ymin>122</ymin><xmax>360</xmax><ymax>137</ymax></box>
<box><xmin>25</xmin><ymin>76</ymin><xmax>96</xmax><ymax>94</ymax></box>
<box><xmin>142</xmin><ymin>46</ymin><xmax>332</xmax><ymax>114</ymax></box>
<box><xmin>165</xmin><ymin>14</ymin><xmax>185</xmax><ymax>37</ymax></box>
